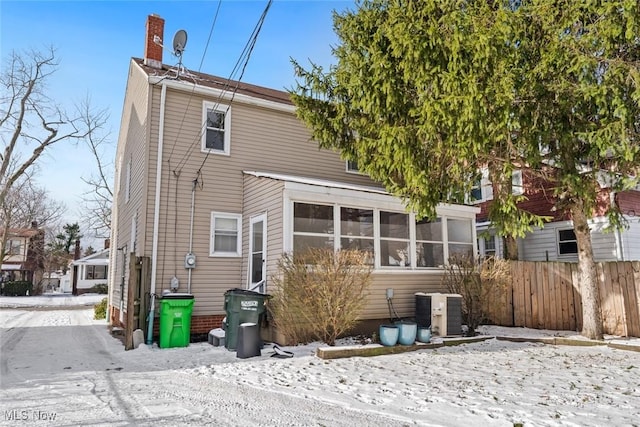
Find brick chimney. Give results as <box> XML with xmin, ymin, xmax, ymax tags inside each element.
<box><xmin>144</xmin><ymin>14</ymin><xmax>165</xmax><ymax>69</ymax></box>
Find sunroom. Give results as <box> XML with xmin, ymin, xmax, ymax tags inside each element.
<box><xmin>242</xmin><ymin>171</ymin><xmax>480</xmax><ymax>327</ymax></box>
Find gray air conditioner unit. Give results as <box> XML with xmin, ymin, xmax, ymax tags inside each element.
<box><xmin>419</xmin><ymin>293</ymin><xmax>463</xmax><ymax>337</ymax></box>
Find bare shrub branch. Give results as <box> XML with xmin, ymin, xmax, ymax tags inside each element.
<box><xmin>270</xmin><ymin>248</ymin><xmax>372</xmax><ymax>346</ymax></box>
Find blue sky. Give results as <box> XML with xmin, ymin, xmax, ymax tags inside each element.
<box><xmin>1</xmin><ymin>0</ymin><xmax>352</xmax><ymax>236</ymax></box>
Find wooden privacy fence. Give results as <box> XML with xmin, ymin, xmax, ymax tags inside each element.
<box><xmin>484</xmin><ymin>261</ymin><xmax>640</xmax><ymax>337</ymax></box>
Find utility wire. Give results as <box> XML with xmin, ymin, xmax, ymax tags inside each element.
<box><xmin>167</xmin><ymin>0</ymin><xmax>223</xmax><ymax>164</ymax></box>
<box><xmin>173</xmin><ymin>0</ymin><xmax>273</xmax><ymax>174</ymax></box>
<box><xmin>194</xmin><ymin>0</ymin><xmax>273</xmax><ymax>176</ymax></box>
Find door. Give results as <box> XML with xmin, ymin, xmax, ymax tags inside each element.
<box><xmin>248</xmin><ymin>214</ymin><xmax>267</xmax><ymax>293</ymax></box>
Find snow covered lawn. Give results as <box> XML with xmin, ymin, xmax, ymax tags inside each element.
<box><xmin>1</xmin><ymin>295</ymin><xmax>639</xmax><ymax>426</ymax></box>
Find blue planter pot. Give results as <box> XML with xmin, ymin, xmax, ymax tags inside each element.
<box><xmin>395</xmin><ymin>321</ymin><xmax>417</xmax><ymax>345</ymax></box>
<box><xmin>417</xmin><ymin>327</ymin><xmax>432</xmax><ymax>343</ymax></box>
<box><xmin>379</xmin><ymin>324</ymin><xmax>399</xmax><ymax>346</ymax></box>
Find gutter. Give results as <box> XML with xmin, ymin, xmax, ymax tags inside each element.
<box><xmin>147</xmin><ymin>81</ymin><xmax>167</xmax><ymax>345</ymax></box>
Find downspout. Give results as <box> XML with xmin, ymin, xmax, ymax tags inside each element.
<box><xmin>147</xmin><ymin>82</ymin><xmax>167</xmax><ymax>345</ymax></box>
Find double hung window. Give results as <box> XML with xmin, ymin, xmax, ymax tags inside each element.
<box><xmin>202</xmin><ymin>102</ymin><xmax>231</xmax><ymax>155</ymax></box>
<box><xmin>210</xmin><ymin>212</ymin><xmax>242</xmax><ymax>257</ymax></box>
<box><xmin>558</xmin><ymin>229</ymin><xmax>578</xmax><ymax>255</ymax></box>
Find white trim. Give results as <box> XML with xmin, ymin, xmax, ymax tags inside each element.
<box><xmin>245</xmin><ymin>170</ymin><xmax>388</xmax><ymax>196</ymax></box>
<box><xmin>557</xmin><ymin>228</ymin><xmax>578</xmax><ymax>257</ymax></box>
<box><xmin>147</xmin><ymin>75</ymin><xmax>296</xmax><ymax>113</ymax></box>
<box><xmin>124</xmin><ymin>159</ymin><xmax>131</xmax><ymax>203</ymax></box>
<box><xmin>248</xmin><ymin>213</ymin><xmax>267</xmax><ymax>291</ymax></box>
<box><xmin>149</xmin><ymin>81</ymin><xmax>168</xmax><ymax>340</ymax></box>
<box><xmin>202</xmin><ymin>101</ymin><xmax>231</xmax><ymax>155</ymax></box>
<box><xmin>285</xmin><ymin>197</ymin><xmax>477</xmax><ymax>270</ymax></box>
<box><xmin>512</xmin><ymin>170</ymin><xmax>524</xmax><ymax>195</ymax></box>
<box><xmin>130</xmin><ymin>211</ymin><xmax>137</xmax><ymax>254</ymax></box>
<box><xmin>210</xmin><ymin>212</ymin><xmax>243</xmax><ymax>257</ymax></box>
<box><xmin>345</xmin><ymin>160</ymin><xmax>366</xmax><ymax>175</ymax></box>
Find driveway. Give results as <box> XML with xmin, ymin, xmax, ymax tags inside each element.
<box><xmin>0</xmin><ymin>300</ymin><xmax>407</xmax><ymax>426</ymax></box>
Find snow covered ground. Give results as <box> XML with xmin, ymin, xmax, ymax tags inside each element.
<box><xmin>1</xmin><ymin>295</ymin><xmax>639</xmax><ymax>426</ymax></box>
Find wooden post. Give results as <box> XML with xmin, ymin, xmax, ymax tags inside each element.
<box><xmin>138</xmin><ymin>256</ymin><xmax>151</xmax><ymax>335</ymax></box>
<box><xmin>125</xmin><ymin>253</ymin><xmax>138</xmax><ymax>350</ymax></box>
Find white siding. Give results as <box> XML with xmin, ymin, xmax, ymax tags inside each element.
<box><xmin>621</xmin><ymin>217</ymin><xmax>640</xmax><ymax>261</ymax></box>
<box><xmin>519</xmin><ymin>218</ymin><xmax>620</xmax><ymax>262</ymax></box>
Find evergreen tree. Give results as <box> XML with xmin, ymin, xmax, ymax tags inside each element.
<box><xmin>291</xmin><ymin>0</ymin><xmax>640</xmax><ymax>339</ymax></box>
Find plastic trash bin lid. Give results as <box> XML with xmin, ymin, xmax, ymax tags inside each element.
<box><xmin>224</xmin><ymin>288</ymin><xmax>269</xmax><ymax>297</ymax></box>
<box><xmin>161</xmin><ymin>293</ymin><xmax>194</xmax><ymax>299</ymax></box>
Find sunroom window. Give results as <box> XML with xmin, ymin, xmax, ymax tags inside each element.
<box><xmin>289</xmin><ymin>201</ymin><xmax>475</xmax><ymax>269</ymax></box>
<box><xmin>416</xmin><ymin>218</ymin><xmax>444</xmax><ymax>268</ymax></box>
<box><xmin>293</xmin><ymin>203</ymin><xmax>334</xmax><ymax>252</ymax></box>
<box><xmin>380</xmin><ymin>211</ymin><xmax>410</xmax><ymax>267</ymax></box>
<box><xmin>340</xmin><ymin>207</ymin><xmax>374</xmax><ymax>264</ymax></box>
<box><xmin>447</xmin><ymin>218</ymin><xmax>474</xmax><ymax>260</ymax></box>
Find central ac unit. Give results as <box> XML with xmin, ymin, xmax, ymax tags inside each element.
<box><xmin>415</xmin><ymin>293</ymin><xmax>463</xmax><ymax>337</ymax></box>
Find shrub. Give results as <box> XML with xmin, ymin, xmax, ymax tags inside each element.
<box><xmin>442</xmin><ymin>254</ymin><xmax>510</xmax><ymax>336</ymax></box>
<box><xmin>270</xmin><ymin>248</ymin><xmax>373</xmax><ymax>346</ymax></box>
<box><xmin>91</xmin><ymin>283</ymin><xmax>108</xmax><ymax>294</ymax></box>
<box><xmin>94</xmin><ymin>297</ymin><xmax>108</xmax><ymax>320</ymax></box>
<box><xmin>2</xmin><ymin>281</ymin><xmax>33</xmax><ymax>296</ymax></box>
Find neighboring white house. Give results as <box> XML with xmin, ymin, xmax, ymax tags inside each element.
<box><xmin>473</xmin><ymin>168</ymin><xmax>640</xmax><ymax>261</ymax></box>
<box><xmin>71</xmin><ymin>249</ymin><xmax>109</xmax><ymax>295</ymax></box>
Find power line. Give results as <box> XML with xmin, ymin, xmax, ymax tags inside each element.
<box><xmin>172</xmin><ymin>0</ymin><xmax>273</xmax><ymax>176</ymax></box>
<box><xmin>167</xmin><ymin>0</ymin><xmax>223</xmax><ymax>165</ymax></box>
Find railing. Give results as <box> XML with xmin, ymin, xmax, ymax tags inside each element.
<box><xmin>249</xmin><ymin>279</ymin><xmax>266</xmax><ymax>294</ymax></box>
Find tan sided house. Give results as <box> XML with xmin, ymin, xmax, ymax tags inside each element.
<box><xmin>108</xmin><ymin>15</ymin><xmax>480</xmax><ymax>345</ymax></box>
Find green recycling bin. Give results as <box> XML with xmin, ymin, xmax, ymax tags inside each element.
<box><xmin>159</xmin><ymin>293</ymin><xmax>194</xmax><ymax>348</ymax></box>
<box><xmin>223</xmin><ymin>288</ymin><xmax>269</xmax><ymax>350</ymax></box>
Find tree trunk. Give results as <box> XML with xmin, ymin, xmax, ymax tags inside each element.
<box><xmin>570</xmin><ymin>204</ymin><xmax>603</xmax><ymax>340</ymax></box>
<box><xmin>503</xmin><ymin>236</ymin><xmax>519</xmax><ymax>260</ymax></box>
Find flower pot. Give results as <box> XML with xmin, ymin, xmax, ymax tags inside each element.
<box><xmin>379</xmin><ymin>324</ymin><xmax>399</xmax><ymax>346</ymax></box>
<box><xmin>417</xmin><ymin>327</ymin><xmax>432</xmax><ymax>343</ymax></box>
<box><xmin>395</xmin><ymin>321</ymin><xmax>417</xmax><ymax>345</ymax></box>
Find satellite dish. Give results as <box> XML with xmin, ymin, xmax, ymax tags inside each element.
<box><xmin>173</xmin><ymin>30</ymin><xmax>188</xmax><ymax>57</ymax></box>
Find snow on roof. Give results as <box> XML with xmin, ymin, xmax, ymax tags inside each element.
<box><xmin>72</xmin><ymin>248</ymin><xmax>110</xmax><ymax>265</ymax></box>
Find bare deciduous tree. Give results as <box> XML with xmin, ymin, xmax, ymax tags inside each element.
<box><xmin>79</xmin><ymin>102</ymin><xmax>113</xmax><ymax>239</ymax></box>
<box><xmin>0</xmin><ymin>47</ymin><xmax>107</xmax><ymax>263</ymax></box>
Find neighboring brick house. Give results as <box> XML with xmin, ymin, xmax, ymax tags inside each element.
<box><xmin>473</xmin><ymin>169</ymin><xmax>640</xmax><ymax>262</ymax></box>
<box><xmin>108</xmin><ymin>15</ymin><xmax>480</xmax><ymax>342</ymax></box>
<box><xmin>1</xmin><ymin>222</ymin><xmax>45</xmax><ymax>284</ymax></box>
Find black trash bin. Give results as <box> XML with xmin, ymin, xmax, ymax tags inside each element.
<box><xmin>223</xmin><ymin>288</ymin><xmax>269</xmax><ymax>350</ymax></box>
<box><xmin>236</xmin><ymin>322</ymin><xmax>261</xmax><ymax>358</ymax></box>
